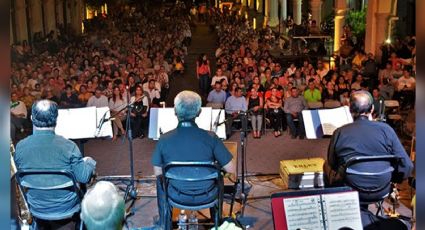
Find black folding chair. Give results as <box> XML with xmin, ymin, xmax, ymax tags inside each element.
<box><xmin>162</xmin><ymin>161</ymin><xmax>223</xmax><ymax>229</ymax></box>
<box><xmin>342</xmin><ymin>155</ymin><xmax>402</xmax><ymax>216</ymax></box>
<box><xmin>15</xmin><ymin>169</ymin><xmax>85</xmax><ymax>230</ymax></box>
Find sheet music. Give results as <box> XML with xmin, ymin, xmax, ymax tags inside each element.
<box><xmin>95</xmin><ymin>107</ymin><xmax>113</xmax><ymax>138</ymax></box>
<box><xmin>322</xmin><ymin>192</ymin><xmax>362</xmax><ymax>230</ymax></box>
<box><xmin>212</xmin><ymin>109</ymin><xmax>226</xmax><ymax>139</ymax></box>
<box><xmin>283</xmin><ymin>195</ymin><xmax>324</xmax><ymax>230</ymax></box>
<box><xmin>56</xmin><ymin>107</ymin><xmax>97</xmax><ymax>139</ymax></box>
<box><xmin>151</xmin><ymin>108</ymin><xmax>214</xmax><ymax>139</ymax></box>
<box><xmin>56</xmin><ymin>107</ymin><xmax>113</xmax><ymax>139</ymax></box>
<box><xmin>318</xmin><ymin>106</ymin><xmax>353</xmax><ymax>136</ymax></box>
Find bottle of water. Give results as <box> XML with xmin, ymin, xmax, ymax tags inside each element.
<box><xmin>21</xmin><ymin>220</ymin><xmax>29</xmax><ymax>230</ymax></box>
<box><xmin>188</xmin><ymin>211</ymin><xmax>198</xmax><ymax>230</ymax></box>
<box><xmin>178</xmin><ymin>210</ymin><xmax>187</xmax><ymax>230</ymax></box>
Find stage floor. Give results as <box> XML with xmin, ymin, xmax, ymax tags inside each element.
<box><xmin>84</xmin><ymin>131</ymin><xmax>414</xmax><ymax>229</ymax></box>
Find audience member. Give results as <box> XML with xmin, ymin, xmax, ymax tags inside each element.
<box><xmin>87</xmin><ymin>87</ymin><xmax>109</xmax><ymax>108</ymax></box>
<box><xmin>247</xmin><ymin>87</ymin><xmax>263</xmax><ymax>138</ymax></box>
<box><xmin>284</xmin><ymin>87</ymin><xmax>307</xmax><ymax>139</ymax></box>
<box><xmin>207</xmin><ymin>81</ymin><xmax>227</xmax><ymax>109</ymax></box>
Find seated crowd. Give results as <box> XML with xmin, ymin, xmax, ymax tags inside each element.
<box><xmin>11</xmin><ymin>3</ymin><xmax>415</xmax><ymax>230</ymax></box>
<box><xmin>200</xmin><ymin>9</ymin><xmax>416</xmax><ymax>139</ymax></box>
<box><xmin>10</xmin><ymin>2</ymin><xmax>192</xmax><ymax>143</ymax></box>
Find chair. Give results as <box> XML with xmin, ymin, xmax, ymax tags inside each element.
<box><xmin>307</xmin><ymin>101</ymin><xmax>323</xmax><ymax>109</ymax></box>
<box><xmin>323</xmin><ymin>100</ymin><xmax>341</xmax><ymax>108</ymax></box>
<box><xmin>15</xmin><ymin>169</ymin><xmax>84</xmax><ymax>230</ymax></box>
<box><xmin>162</xmin><ymin>161</ymin><xmax>223</xmax><ymax>229</ymax></box>
<box><xmin>384</xmin><ymin>100</ymin><xmax>404</xmax><ymax>133</ymax></box>
<box><xmin>342</xmin><ymin>155</ymin><xmax>401</xmax><ymax>216</ymax></box>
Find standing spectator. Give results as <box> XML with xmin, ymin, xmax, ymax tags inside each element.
<box><xmin>196</xmin><ymin>54</ymin><xmax>211</xmax><ymax>96</ymax></box>
<box><xmin>87</xmin><ymin>87</ymin><xmax>109</xmax><ymax>108</ymax></box>
<box><xmin>362</xmin><ymin>53</ymin><xmax>378</xmax><ymax>88</ymax></box>
<box><xmin>372</xmin><ymin>88</ymin><xmax>385</xmax><ymax>120</ymax></box>
<box><xmin>303</xmin><ymin>79</ymin><xmax>322</xmax><ymax>103</ymax></box>
<box><xmin>284</xmin><ymin>87</ymin><xmax>307</xmax><ymax>139</ymax></box>
<box><xmin>247</xmin><ymin>87</ymin><xmax>263</xmax><ymax>138</ymax></box>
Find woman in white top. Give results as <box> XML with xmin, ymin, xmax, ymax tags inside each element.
<box><xmin>109</xmin><ymin>86</ymin><xmax>127</xmax><ymax>141</ymax></box>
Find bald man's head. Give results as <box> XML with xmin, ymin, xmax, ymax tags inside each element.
<box><xmin>31</xmin><ymin>99</ymin><xmax>58</xmax><ymax>128</ymax></box>
<box><xmin>350</xmin><ymin>90</ymin><xmax>374</xmax><ymax>119</ymax></box>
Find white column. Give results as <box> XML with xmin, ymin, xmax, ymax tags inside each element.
<box><xmin>268</xmin><ymin>0</ymin><xmax>279</xmax><ymax>27</ymax></box>
<box><xmin>292</xmin><ymin>0</ymin><xmax>301</xmax><ymax>25</ymax></box>
<box><xmin>333</xmin><ymin>0</ymin><xmax>347</xmax><ymax>53</ymax></box>
<box><xmin>280</xmin><ymin>0</ymin><xmax>287</xmax><ymax>21</ymax></box>
<box><xmin>44</xmin><ymin>0</ymin><xmax>56</xmax><ymax>34</ymax></box>
<box><xmin>56</xmin><ymin>0</ymin><xmax>64</xmax><ymax>26</ymax></box>
<box><xmin>265</xmin><ymin>0</ymin><xmax>270</xmax><ymax>17</ymax></box>
<box><xmin>15</xmin><ymin>0</ymin><xmax>29</xmax><ymax>42</ymax></box>
<box><xmin>310</xmin><ymin>0</ymin><xmax>322</xmax><ymax>25</ymax></box>
<box><xmin>29</xmin><ymin>0</ymin><xmax>43</xmax><ymax>34</ymax></box>
<box><xmin>249</xmin><ymin>0</ymin><xmax>255</xmax><ymax>9</ymax></box>
<box><xmin>257</xmin><ymin>0</ymin><xmax>263</xmax><ymax>13</ymax></box>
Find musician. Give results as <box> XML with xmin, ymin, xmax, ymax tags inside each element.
<box><xmin>11</xmin><ymin>92</ymin><xmax>28</xmax><ymax>143</ymax></box>
<box><xmin>324</xmin><ymin>90</ymin><xmax>413</xmax><ymax>226</ymax></box>
<box><xmin>14</xmin><ymin>100</ymin><xmax>96</xmax><ymax>225</ymax></box>
<box><xmin>152</xmin><ymin>91</ymin><xmax>235</xmax><ymax>229</ymax></box>
<box><xmin>130</xmin><ymin>86</ymin><xmax>149</xmax><ymax>138</ymax></box>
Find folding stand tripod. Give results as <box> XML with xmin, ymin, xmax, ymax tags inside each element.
<box><xmin>97</xmin><ymin>92</ymin><xmax>142</xmax><ymax>216</ymax></box>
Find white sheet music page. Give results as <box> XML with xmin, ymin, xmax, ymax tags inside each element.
<box><xmin>95</xmin><ymin>107</ymin><xmax>113</xmax><ymax>138</ymax></box>
<box><xmin>56</xmin><ymin>107</ymin><xmax>97</xmax><ymax>139</ymax></box>
<box><xmin>318</xmin><ymin>106</ymin><xmax>353</xmax><ymax>135</ymax></box>
<box><xmin>322</xmin><ymin>192</ymin><xmax>362</xmax><ymax>230</ymax></box>
<box><xmin>283</xmin><ymin>195</ymin><xmax>324</xmax><ymax>230</ymax></box>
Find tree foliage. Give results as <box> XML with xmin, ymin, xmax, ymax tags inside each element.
<box><xmin>346</xmin><ymin>7</ymin><xmax>367</xmax><ymax>38</ymax></box>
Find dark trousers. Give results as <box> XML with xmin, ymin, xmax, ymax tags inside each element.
<box><xmin>285</xmin><ymin>112</ymin><xmax>305</xmax><ymax>137</ymax></box>
<box><xmin>198</xmin><ymin>74</ymin><xmax>210</xmax><ymax>97</ymax></box>
<box><xmin>268</xmin><ymin>109</ymin><xmax>283</xmax><ymax>131</ymax></box>
<box><xmin>156</xmin><ymin>178</ymin><xmax>218</xmax><ymax>230</ymax></box>
<box><xmin>131</xmin><ymin>116</ymin><xmax>145</xmax><ymax>138</ymax></box>
<box><xmin>225</xmin><ymin>114</ymin><xmax>248</xmax><ymax>138</ymax></box>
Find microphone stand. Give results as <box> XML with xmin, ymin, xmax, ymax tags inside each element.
<box><xmin>238</xmin><ymin>111</ymin><xmax>249</xmax><ymax>217</ymax></box>
<box><xmin>97</xmin><ymin>91</ymin><xmax>142</xmax><ymax>218</ymax></box>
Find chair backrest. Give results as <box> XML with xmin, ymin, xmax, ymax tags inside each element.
<box><xmin>343</xmin><ymin>155</ymin><xmax>401</xmax><ymax>201</ymax></box>
<box><xmin>384</xmin><ymin>100</ymin><xmax>400</xmax><ymax>108</ymax></box>
<box><xmin>307</xmin><ymin>101</ymin><xmax>323</xmax><ymax>109</ymax></box>
<box><xmin>162</xmin><ymin>161</ymin><xmax>222</xmax><ymax>209</ymax></box>
<box><xmin>15</xmin><ymin>169</ymin><xmax>83</xmax><ymax>220</ymax></box>
<box><xmin>323</xmin><ymin>100</ymin><xmax>341</xmax><ymax>108</ymax></box>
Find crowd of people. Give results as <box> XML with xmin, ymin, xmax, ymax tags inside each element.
<box><xmin>10</xmin><ymin>1</ymin><xmax>192</xmax><ymax>143</ymax></box>
<box><xmin>198</xmin><ymin>8</ymin><xmax>416</xmax><ymax>139</ymax></box>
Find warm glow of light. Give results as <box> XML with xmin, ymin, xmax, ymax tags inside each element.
<box><xmin>330</xmin><ymin>57</ymin><xmax>335</xmax><ymax>70</ymax></box>
<box><xmin>94</xmin><ymin>10</ymin><xmax>98</xmax><ymax>16</ymax></box>
<box><xmin>253</xmin><ymin>18</ymin><xmax>256</xmax><ymax>30</ymax></box>
<box><xmin>82</xmin><ymin>22</ymin><xmax>84</xmax><ymax>33</ymax></box>
<box><xmin>105</xmin><ymin>3</ymin><xmax>108</xmax><ymax>14</ymax></box>
<box><xmin>245</xmin><ymin>11</ymin><xmax>248</xmax><ymax>19</ymax></box>
<box><xmin>101</xmin><ymin>6</ymin><xmax>104</xmax><ymax>14</ymax></box>
<box><xmin>385</xmin><ymin>38</ymin><xmax>391</xmax><ymax>44</ymax></box>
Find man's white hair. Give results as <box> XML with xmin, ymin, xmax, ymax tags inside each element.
<box><xmin>174</xmin><ymin>90</ymin><xmax>202</xmax><ymax>121</ymax></box>
<box><xmin>81</xmin><ymin>181</ymin><xmax>125</xmax><ymax>230</ymax></box>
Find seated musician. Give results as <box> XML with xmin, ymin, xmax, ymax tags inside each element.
<box><xmin>151</xmin><ymin>91</ymin><xmax>235</xmax><ymax>229</ymax></box>
<box><xmin>14</xmin><ymin>100</ymin><xmax>96</xmax><ymax>221</ymax></box>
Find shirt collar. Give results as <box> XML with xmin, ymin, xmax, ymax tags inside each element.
<box><xmin>33</xmin><ymin>129</ymin><xmax>56</xmax><ymax>135</ymax></box>
<box><xmin>177</xmin><ymin>120</ymin><xmax>198</xmax><ymax>128</ymax></box>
